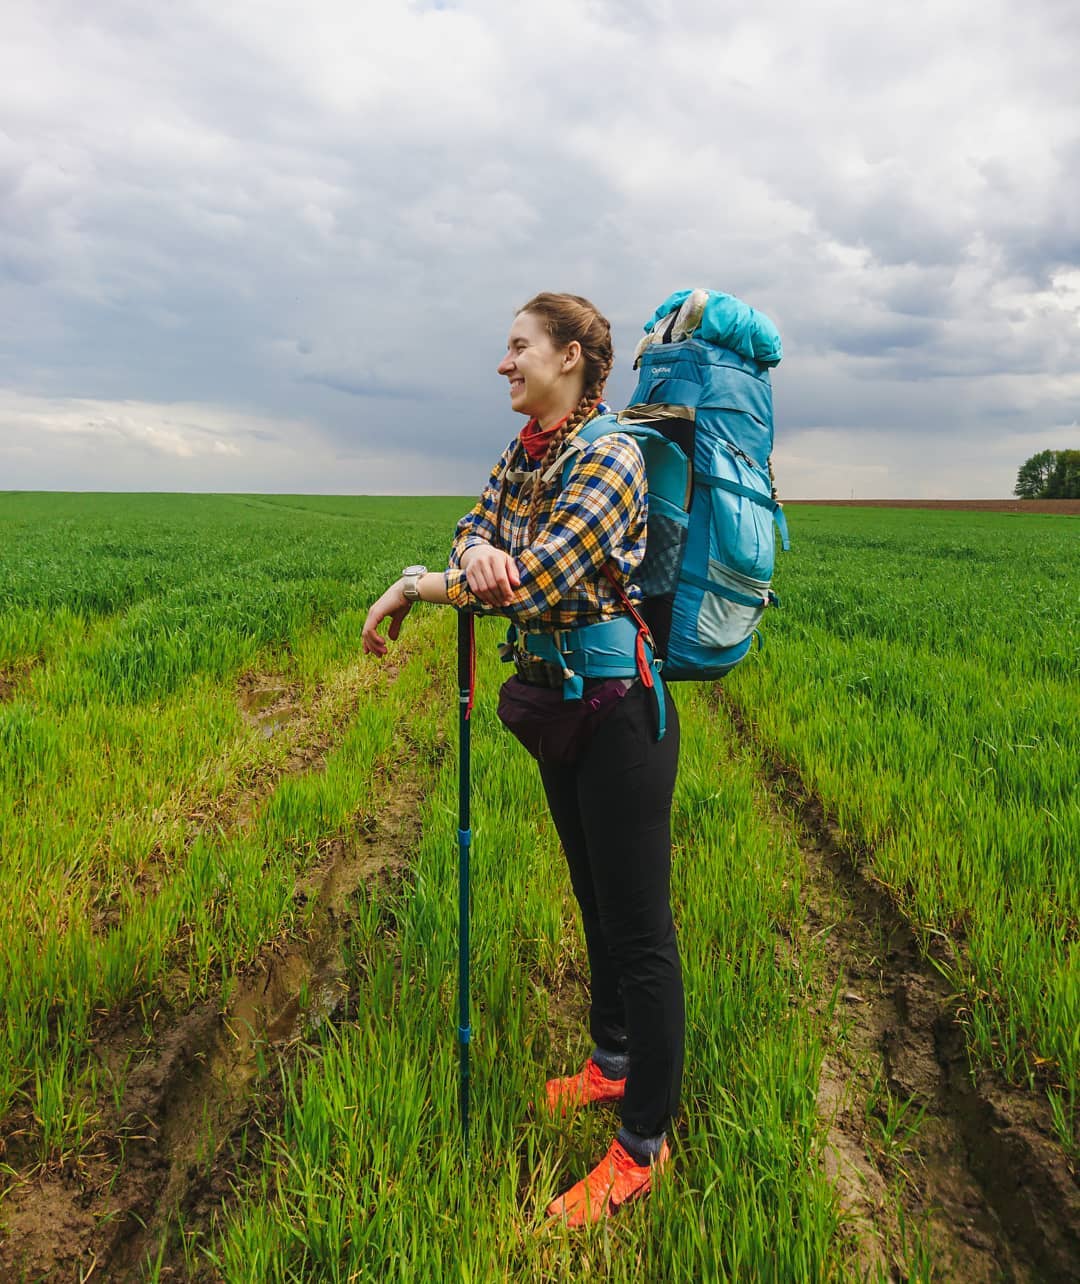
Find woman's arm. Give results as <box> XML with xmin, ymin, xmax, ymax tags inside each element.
<box><xmin>445</xmin><ymin>433</ymin><xmax>645</xmax><ymax>623</ymax></box>
<box><xmin>364</xmin><ymin>433</ymin><xmax>644</xmax><ymax>653</ymax></box>
<box><xmin>459</xmin><ymin>543</ymin><xmax>520</xmax><ymax>606</ymax></box>
<box><xmin>447</xmin><ymin>439</ymin><xmax>517</xmax><ymax>569</ymax></box>
<box><xmin>502</xmin><ymin>433</ymin><xmax>647</xmax><ymax>622</ymax></box>
<box><xmin>444</xmin><ymin>438</ymin><xmax>523</xmax><ymax>607</ymax></box>
<box><xmin>361</xmin><ymin>571</ymin><xmax>451</xmax><ymax>657</ymax></box>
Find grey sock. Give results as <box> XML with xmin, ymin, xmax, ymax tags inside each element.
<box><xmin>616</xmin><ymin>1126</ymin><xmax>667</xmax><ymax>1165</ymax></box>
<box><xmin>590</xmin><ymin>1046</ymin><xmax>629</xmax><ymax>1079</ymax></box>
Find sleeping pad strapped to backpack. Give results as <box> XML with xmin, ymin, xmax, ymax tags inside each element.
<box><xmin>562</xmin><ymin>287</ymin><xmax>790</xmax><ymax>682</ymax></box>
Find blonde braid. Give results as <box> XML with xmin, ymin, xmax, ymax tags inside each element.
<box><xmin>515</xmin><ymin>293</ymin><xmax>614</xmax><ymax>546</ymax></box>
<box><xmin>526</xmin><ymin>377</ymin><xmax>608</xmax><ymax>544</ymax></box>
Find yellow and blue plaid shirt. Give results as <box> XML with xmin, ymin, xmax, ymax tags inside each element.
<box><xmin>444</xmin><ymin>420</ymin><xmax>647</xmax><ymax>629</ymax></box>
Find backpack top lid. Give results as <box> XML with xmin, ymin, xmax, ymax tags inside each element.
<box><xmin>642</xmin><ymin>288</ymin><xmax>783</xmax><ymax>369</ymax></box>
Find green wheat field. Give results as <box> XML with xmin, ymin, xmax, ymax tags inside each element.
<box><xmin>0</xmin><ymin>492</ymin><xmax>1076</xmax><ymax>1281</ymax></box>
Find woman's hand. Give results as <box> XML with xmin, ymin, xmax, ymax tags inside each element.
<box><xmin>362</xmin><ymin>580</ymin><xmax>412</xmax><ymax>657</ymax></box>
<box><xmin>461</xmin><ymin>545</ymin><xmax>521</xmax><ymax>607</ymax></box>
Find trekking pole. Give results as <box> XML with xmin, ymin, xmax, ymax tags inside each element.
<box><xmin>456</xmin><ymin>609</ymin><xmax>475</xmax><ymax>1153</ymax></box>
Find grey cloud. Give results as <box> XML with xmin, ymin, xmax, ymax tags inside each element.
<box><xmin>829</xmin><ymin>317</ymin><xmax>943</xmax><ymax>358</ymax></box>
<box><xmin>878</xmin><ymin>269</ymin><xmax>957</xmax><ymax>319</ymax></box>
<box><xmin>1</xmin><ymin>0</ymin><xmax>1078</xmax><ymax>498</ymax></box>
<box><xmin>300</xmin><ymin>372</ymin><xmax>434</xmax><ymax>400</ymax></box>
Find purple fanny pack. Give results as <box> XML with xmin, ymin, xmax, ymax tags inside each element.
<box><xmin>496</xmin><ymin>675</ymin><xmax>633</xmax><ymax>766</ymax></box>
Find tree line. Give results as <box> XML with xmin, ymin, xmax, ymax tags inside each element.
<box><xmin>1014</xmin><ymin>449</ymin><xmax>1080</xmax><ymax>499</ymax></box>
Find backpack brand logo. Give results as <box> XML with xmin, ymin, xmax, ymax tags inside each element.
<box><xmin>652</xmin><ymin>366</ymin><xmax>672</xmax><ymax>375</ymax></box>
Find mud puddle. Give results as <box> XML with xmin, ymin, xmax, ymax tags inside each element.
<box><xmin>722</xmin><ymin>693</ymin><xmax>1080</xmax><ymax>1281</ymax></box>
<box><xmin>236</xmin><ymin>673</ymin><xmax>303</xmax><ymax>741</ymax></box>
<box><xmin>186</xmin><ymin>661</ymin><xmax>405</xmax><ymax>839</ymax></box>
<box><xmin>0</xmin><ymin>771</ymin><xmax>424</xmax><ymax>1283</ymax></box>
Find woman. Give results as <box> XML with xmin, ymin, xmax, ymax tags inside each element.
<box><xmin>362</xmin><ymin>293</ymin><xmax>683</xmax><ymax>1225</ymax></box>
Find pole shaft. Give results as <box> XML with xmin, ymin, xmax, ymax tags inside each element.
<box><xmin>456</xmin><ymin>612</ymin><xmax>473</xmax><ymax>1152</ymax></box>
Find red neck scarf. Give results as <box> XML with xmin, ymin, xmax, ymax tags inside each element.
<box><xmin>519</xmin><ymin>412</ymin><xmax>571</xmax><ymax>461</ymax></box>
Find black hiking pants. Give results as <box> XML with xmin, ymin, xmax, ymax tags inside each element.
<box><xmin>539</xmin><ymin>678</ymin><xmax>683</xmax><ymax>1140</ymax></box>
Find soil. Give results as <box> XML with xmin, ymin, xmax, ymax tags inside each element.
<box><xmin>789</xmin><ymin>499</ymin><xmax>1080</xmax><ymax>515</ymax></box>
<box><xmin>0</xmin><ymin>658</ymin><xmax>37</xmax><ymax>703</ymax></box>
<box><xmin>721</xmin><ymin>692</ymin><xmax>1080</xmax><ymax>1282</ymax></box>
<box><xmin>0</xmin><ymin>665</ymin><xmax>423</xmax><ymax>1283</ymax></box>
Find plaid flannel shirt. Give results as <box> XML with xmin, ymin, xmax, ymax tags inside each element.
<box><xmin>444</xmin><ymin>423</ymin><xmax>647</xmax><ymax>630</ymax></box>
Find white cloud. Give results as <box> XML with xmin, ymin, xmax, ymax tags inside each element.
<box><xmin>0</xmin><ymin>390</ymin><xmax>488</xmax><ymax>493</ymax></box>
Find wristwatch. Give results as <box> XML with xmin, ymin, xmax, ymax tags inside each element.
<box><xmin>401</xmin><ymin>564</ymin><xmax>427</xmax><ymax>601</ymax></box>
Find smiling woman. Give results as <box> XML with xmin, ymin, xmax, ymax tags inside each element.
<box><xmin>362</xmin><ymin>292</ymin><xmax>684</xmax><ymax>1225</ymax></box>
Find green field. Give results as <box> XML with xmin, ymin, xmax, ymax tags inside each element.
<box><xmin>0</xmin><ymin>492</ymin><xmax>1076</xmax><ymax>1281</ymax></box>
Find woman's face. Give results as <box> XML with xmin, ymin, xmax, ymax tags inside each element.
<box><xmin>497</xmin><ymin>310</ymin><xmax>581</xmax><ymax>426</ymax></box>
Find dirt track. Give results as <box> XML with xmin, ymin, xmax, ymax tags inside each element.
<box><xmin>789</xmin><ymin>499</ymin><xmax>1080</xmax><ymax>515</ymax></box>
<box><xmin>0</xmin><ymin>662</ymin><xmax>420</xmax><ymax>1282</ymax></box>
<box><xmin>721</xmin><ymin>690</ymin><xmax>1080</xmax><ymax>1282</ymax></box>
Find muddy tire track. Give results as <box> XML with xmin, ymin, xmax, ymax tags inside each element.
<box><xmin>0</xmin><ymin>722</ymin><xmax>428</xmax><ymax>1283</ymax></box>
<box><xmin>721</xmin><ymin>694</ymin><xmax>1080</xmax><ymax>1282</ymax></box>
<box><xmin>0</xmin><ymin>769</ymin><xmax>423</xmax><ymax>1282</ymax></box>
<box><xmin>101</xmin><ymin>769</ymin><xmax>425</xmax><ymax>1280</ymax></box>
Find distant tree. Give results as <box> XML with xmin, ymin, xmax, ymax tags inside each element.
<box><xmin>1014</xmin><ymin>449</ymin><xmax>1058</xmax><ymax>498</ymax></box>
<box><xmin>1045</xmin><ymin>449</ymin><xmax>1080</xmax><ymax>499</ymax></box>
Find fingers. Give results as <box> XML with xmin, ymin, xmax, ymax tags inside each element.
<box><xmin>465</xmin><ymin>549</ymin><xmax>519</xmax><ymax>606</ymax></box>
<box><xmin>361</xmin><ymin>607</ymin><xmax>387</xmax><ymax>655</ymax></box>
<box><xmin>387</xmin><ymin>602</ymin><xmax>411</xmax><ymax>640</ymax></box>
<box><xmin>361</xmin><ymin>620</ymin><xmax>386</xmax><ymax>656</ymax></box>
<box><xmin>362</xmin><ymin>584</ymin><xmax>409</xmax><ymax>656</ymax></box>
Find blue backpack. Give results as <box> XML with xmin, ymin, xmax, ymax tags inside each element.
<box><xmin>563</xmin><ymin>288</ymin><xmax>789</xmax><ymax>682</ymax></box>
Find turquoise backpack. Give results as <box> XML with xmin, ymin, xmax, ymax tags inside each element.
<box><xmin>562</xmin><ymin>288</ymin><xmax>789</xmax><ymax>683</ymax></box>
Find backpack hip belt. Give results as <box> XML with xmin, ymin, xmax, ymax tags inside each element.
<box><xmin>501</xmin><ymin>614</ymin><xmax>666</xmax><ymax>740</ymax></box>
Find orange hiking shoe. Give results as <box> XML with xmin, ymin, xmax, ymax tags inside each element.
<box><xmin>546</xmin><ymin>1137</ymin><xmax>670</xmax><ymax>1227</ymax></box>
<box><xmin>544</xmin><ymin>1058</ymin><xmax>626</xmax><ymax>1116</ymax></box>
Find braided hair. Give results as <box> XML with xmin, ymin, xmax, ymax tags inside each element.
<box><xmin>516</xmin><ymin>293</ymin><xmax>615</xmax><ymax>545</ymax></box>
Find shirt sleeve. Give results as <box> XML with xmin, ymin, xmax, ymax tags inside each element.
<box><xmin>444</xmin><ymin>439</ymin><xmax>516</xmax><ymax>610</ymax></box>
<box><xmin>506</xmin><ymin>432</ymin><xmax>646</xmax><ymax>622</ymax></box>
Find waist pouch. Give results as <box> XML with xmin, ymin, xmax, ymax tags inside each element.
<box><xmin>496</xmin><ymin>675</ymin><xmax>633</xmax><ymax>766</ymax></box>
<box><xmin>513</xmin><ymin>652</ymin><xmax>565</xmax><ymax>689</ymax></box>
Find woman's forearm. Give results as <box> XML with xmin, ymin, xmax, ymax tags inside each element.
<box><xmin>417</xmin><ymin>571</ymin><xmax>451</xmax><ymax>604</ymax></box>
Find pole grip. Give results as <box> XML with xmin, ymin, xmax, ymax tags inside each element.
<box><xmin>457</xmin><ymin>610</ymin><xmax>473</xmax><ymax>691</ymax></box>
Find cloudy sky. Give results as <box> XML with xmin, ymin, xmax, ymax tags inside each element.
<box><xmin>2</xmin><ymin>0</ymin><xmax>1078</xmax><ymax>498</ymax></box>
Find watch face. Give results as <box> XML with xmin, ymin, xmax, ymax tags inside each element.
<box><xmin>403</xmin><ymin>564</ymin><xmax>427</xmax><ymax>576</ymax></box>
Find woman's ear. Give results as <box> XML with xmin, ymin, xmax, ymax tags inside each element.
<box><xmin>562</xmin><ymin>341</ymin><xmax>582</xmax><ymax>372</ymax></box>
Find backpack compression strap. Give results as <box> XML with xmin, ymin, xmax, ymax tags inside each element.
<box><xmin>601</xmin><ymin>564</ymin><xmax>666</xmax><ymax>742</ymax></box>
<box><xmin>696</xmin><ymin>473</ymin><xmax>791</xmax><ymax>551</ymax></box>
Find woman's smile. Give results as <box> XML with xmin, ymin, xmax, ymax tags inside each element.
<box><xmin>497</xmin><ymin>309</ymin><xmax>582</xmax><ymax>427</ymax></box>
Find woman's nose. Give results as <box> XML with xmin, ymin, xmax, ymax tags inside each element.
<box><xmin>497</xmin><ymin>352</ymin><xmax>514</xmax><ymax>375</ymax></box>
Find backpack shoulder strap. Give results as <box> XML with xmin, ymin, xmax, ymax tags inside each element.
<box><xmin>554</xmin><ymin>415</ymin><xmax>692</xmax><ymax>514</ymax></box>
<box><xmin>553</xmin><ymin>414</ymin><xmax>618</xmax><ymax>488</ymax></box>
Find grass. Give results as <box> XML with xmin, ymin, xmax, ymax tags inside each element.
<box><xmin>0</xmin><ymin>494</ymin><xmax>463</xmax><ymax>1154</ymax></box>
<box><xmin>1</xmin><ymin>492</ymin><xmax>1076</xmax><ymax>1278</ymax></box>
<box><xmin>207</xmin><ymin>641</ymin><xmax>843</xmax><ymax>1280</ymax></box>
<box><xmin>727</xmin><ymin>504</ymin><xmax>1080</xmax><ymax>1147</ymax></box>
